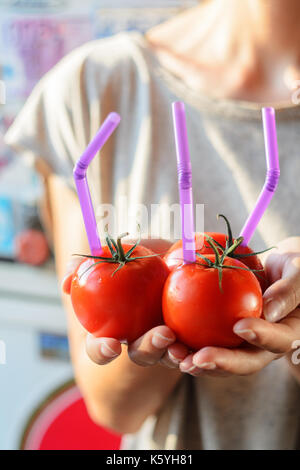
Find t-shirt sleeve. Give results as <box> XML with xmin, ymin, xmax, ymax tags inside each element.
<box><xmin>4</xmin><ymin>37</ymin><xmax>119</xmax><ymax>190</ymax></box>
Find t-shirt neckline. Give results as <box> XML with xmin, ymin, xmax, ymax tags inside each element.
<box><xmin>123</xmin><ymin>31</ymin><xmax>300</xmax><ymax>121</ymax></box>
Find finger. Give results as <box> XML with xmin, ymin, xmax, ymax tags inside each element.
<box><xmin>191</xmin><ymin>345</ymin><xmax>276</xmax><ymax>376</ymax></box>
<box><xmin>264</xmin><ymin>253</ymin><xmax>300</xmax><ymax>322</ymax></box>
<box><xmin>62</xmin><ymin>274</ymin><xmax>73</xmax><ymax>294</ymax></box>
<box><xmin>179</xmin><ymin>354</ymin><xmax>204</xmax><ymax>376</ymax></box>
<box><xmin>233</xmin><ymin>313</ymin><xmax>300</xmax><ymax>354</ymax></box>
<box><xmin>128</xmin><ymin>326</ymin><xmax>176</xmax><ymax>366</ymax></box>
<box><xmin>180</xmin><ymin>353</ymin><xmax>229</xmax><ymax>377</ymax></box>
<box><xmin>264</xmin><ymin>242</ymin><xmax>300</xmax><ymax>284</ymax></box>
<box><xmin>62</xmin><ymin>257</ymin><xmax>82</xmax><ymax>294</ymax></box>
<box><xmin>159</xmin><ymin>353</ymin><xmax>178</xmax><ymax>368</ymax></box>
<box><xmin>86</xmin><ymin>335</ymin><xmax>122</xmax><ymax>365</ymax></box>
<box><xmin>159</xmin><ymin>342</ymin><xmax>189</xmax><ymax>368</ymax></box>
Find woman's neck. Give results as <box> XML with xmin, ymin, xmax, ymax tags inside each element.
<box><xmin>245</xmin><ymin>0</ymin><xmax>300</xmax><ymax>53</ymax></box>
<box><xmin>146</xmin><ymin>0</ymin><xmax>300</xmax><ymax>103</ymax></box>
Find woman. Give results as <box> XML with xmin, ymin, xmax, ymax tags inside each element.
<box><xmin>5</xmin><ymin>0</ymin><xmax>300</xmax><ymax>449</ymax></box>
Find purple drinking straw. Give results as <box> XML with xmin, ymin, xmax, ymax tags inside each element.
<box><xmin>172</xmin><ymin>102</ymin><xmax>196</xmax><ymax>263</ymax></box>
<box><xmin>73</xmin><ymin>112</ymin><xmax>121</xmax><ymax>255</ymax></box>
<box><xmin>239</xmin><ymin>107</ymin><xmax>280</xmax><ymax>246</ymax></box>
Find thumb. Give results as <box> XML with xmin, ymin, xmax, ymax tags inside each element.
<box><xmin>263</xmin><ymin>259</ymin><xmax>300</xmax><ymax>323</ymax></box>
<box><xmin>61</xmin><ymin>257</ymin><xmax>82</xmax><ymax>295</ymax></box>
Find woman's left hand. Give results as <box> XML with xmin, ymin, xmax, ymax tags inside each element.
<box><xmin>173</xmin><ymin>237</ymin><xmax>300</xmax><ymax>377</ymax></box>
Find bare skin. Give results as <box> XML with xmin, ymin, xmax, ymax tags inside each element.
<box><xmin>146</xmin><ymin>0</ymin><xmax>300</xmax><ymax>103</ymax></box>
<box><xmin>45</xmin><ymin>0</ymin><xmax>300</xmax><ymax>433</ymax></box>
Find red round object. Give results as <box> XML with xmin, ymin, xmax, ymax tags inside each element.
<box><xmin>163</xmin><ymin>255</ymin><xmax>263</xmax><ymax>350</ymax></box>
<box><xmin>15</xmin><ymin>229</ymin><xmax>50</xmax><ymax>266</ymax></box>
<box><xmin>21</xmin><ymin>383</ymin><xmax>121</xmax><ymax>450</ymax></box>
<box><xmin>71</xmin><ymin>244</ymin><xmax>170</xmax><ymax>342</ymax></box>
<box><xmin>164</xmin><ymin>232</ymin><xmax>268</xmax><ymax>291</ymax></box>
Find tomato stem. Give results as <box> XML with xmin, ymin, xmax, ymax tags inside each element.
<box><xmin>196</xmin><ymin>235</ymin><xmax>265</xmax><ymax>292</ymax></box>
<box><xmin>215</xmin><ymin>214</ymin><xmax>274</xmax><ymax>260</ymax></box>
<box><xmin>117</xmin><ymin>235</ymin><xmax>127</xmax><ymax>261</ymax></box>
<box><xmin>74</xmin><ymin>226</ymin><xmax>161</xmax><ymax>278</ymax></box>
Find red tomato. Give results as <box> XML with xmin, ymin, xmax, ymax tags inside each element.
<box><xmin>164</xmin><ymin>232</ymin><xmax>268</xmax><ymax>291</ymax></box>
<box><xmin>71</xmin><ymin>244</ymin><xmax>169</xmax><ymax>342</ymax></box>
<box><xmin>164</xmin><ymin>232</ymin><xmax>220</xmax><ymax>269</ymax></box>
<box><xmin>162</xmin><ymin>254</ymin><xmax>263</xmax><ymax>350</ymax></box>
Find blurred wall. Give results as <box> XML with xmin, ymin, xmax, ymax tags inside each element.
<box><xmin>0</xmin><ymin>0</ymin><xmax>197</xmax><ymax>259</ymax></box>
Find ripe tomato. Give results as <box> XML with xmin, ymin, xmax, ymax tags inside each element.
<box><xmin>164</xmin><ymin>232</ymin><xmax>220</xmax><ymax>269</ymax></box>
<box><xmin>164</xmin><ymin>232</ymin><xmax>268</xmax><ymax>291</ymax></box>
<box><xmin>162</xmin><ymin>254</ymin><xmax>263</xmax><ymax>350</ymax></box>
<box><xmin>71</xmin><ymin>243</ymin><xmax>169</xmax><ymax>342</ymax></box>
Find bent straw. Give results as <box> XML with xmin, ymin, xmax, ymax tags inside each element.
<box><xmin>172</xmin><ymin>101</ymin><xmax>196</xmax><ymax>263</ymax></box>
<box><xmin>73</xmin><ymin>112</ymin><xmax>121</xmax><ymax>255</ymax></box>
<box><xmin>239</xmin><ymin>107</ymin><xmax>280</xmax><ymax>246</ymax></box>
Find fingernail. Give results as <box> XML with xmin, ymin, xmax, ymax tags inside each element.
<box><xmin>195</xmin><ymin>362</ymin><xmax>216</xmax><ymax>370</ymax></box>
<box><xmin>184</xmin><ymin>365</ymin><xmax>198</xmax><ymax>374</ymax></box>
<box><xmin>61</xmin><ymin>275</ymin><xmax>69</xmax><ymax>289</ymax></box>
<box><xmin>179</xmin><ymin>359</ymin><xmax>190</xmax><ymax>370</ymax></box>
<box><xmin>264</xmin><ymin>299</ymin><xmax>283</xmax><ymax>322</ymax></box>
<box><xmin>234</xmin><ymin>328</ymin><xmax>257</xmax><ymax>341</ymax></box>
<box><xmin>61</xmin><ymin>274</ymin><xmax>72</xmax><ymax>294</ymax></box>
<box><xmin>100</xmin><ymin>342</ymin><xmax>119</xmax><ymax>358</ymax></box>
<box><xmin>152</xmin><ymin>332</ymin><xmax>174</xmax><ymax>349</ymax></box>
<box><xmin>168</xmin><ymin>350</ymin><xmax>181</xmax><ymax>364</ymax></box>
<box><xmin>62</xmin><ymin>274</ymin><xmax>68</xmax><ymax>284</ymax></box>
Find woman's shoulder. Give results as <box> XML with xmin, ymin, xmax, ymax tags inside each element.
<box><xmin>4</xmin><ymin>31</ymin><xmax>157</xmax><ymax>181</ymax></box>
<box><xmin>82</xmin><ymin>31</ymin><xmax>149</xmax><ymax>67</ymax></box>
<box><xmin>45</xmin><ymin>32</ymin><xmax>153</xmax><ymax>90</ymax></box>
<box><xmin>29</xmin><ymin>30</ymin><xmax>158</xmax><ymax>117</ymax></box>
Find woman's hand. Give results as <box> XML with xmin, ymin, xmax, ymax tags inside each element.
<box><xmin>62</xmin><ymin>251</ymin><xmax>189</xmax><ymax>370</ymax></box>
<box><xmin>81</xmin><ymin>326</ymin><xmax>188</xmax><ymax>369</ymax></box>
<box><xmin>177</xmin><ymin>237</ymin><xmax>300</xmax><ymax>377</ymax></box>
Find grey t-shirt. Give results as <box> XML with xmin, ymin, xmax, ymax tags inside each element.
<box><xmin>5</xmin><ymin>32</ymin><xmax>300</xmax><ymax>450</ymax></box>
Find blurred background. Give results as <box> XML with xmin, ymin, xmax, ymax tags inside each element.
<box><xmin>0</xmin><ymin>0</ymin><xmax>197</xmax><ymax>450</ymax></box>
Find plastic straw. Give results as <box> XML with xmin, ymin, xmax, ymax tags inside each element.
<box><xmin>73</xmin><ymin>112</ymin><xmax>121</xmax><ymax>255</ymax></box>
<box><xmin>239</xmin><ymin>107</ymin><xmax>280</xmax><ymax>246</ymax></box>
<box><xmin>172</xmin><ymin>101</ymin><xmax>196</xmax><ymax>263</ymax></box>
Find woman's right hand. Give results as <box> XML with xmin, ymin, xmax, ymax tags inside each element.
<box><xmin>62</xmin><ymin>258</ymin><xmax>189</xmax><ymax>369</ymax></box>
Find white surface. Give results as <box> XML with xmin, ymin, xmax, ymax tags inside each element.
<box><xmin>0</xmin><ymin>260</ymin><xmax>67</xmax><ymax>332</ymax></box>
<box><xmin>0</xmin><ymin>261</ymin><xmax>73</xmax><ymax>450</ymax></box>
<box><xmin>0</xmin><ymin>260</ymin><xmax>61</xmax><ymax>300</ymax></box>
<box><xmin>0</xmin><ymin>296</ymin><xmax>67</xmax><ymax>332</ymax></box>
<box><xmin>0</xmin><ymin>326</ymin><xmax>73</xmax><ymax>450</ymax></box>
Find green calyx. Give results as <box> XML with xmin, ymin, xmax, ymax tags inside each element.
<box><xmin>203</xmin><ymin>214</ymin><xmax>274</xmax><ymax>260</ymax></box>
<box><xmin>74</xmin><ymin>225</ymin><xmax>160</xmax><ymax>278</ymax></box>
<box><xmin>196</xmin><ymin>226</ymin><xmax>265</xmax><ymax>292</ymax></box>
